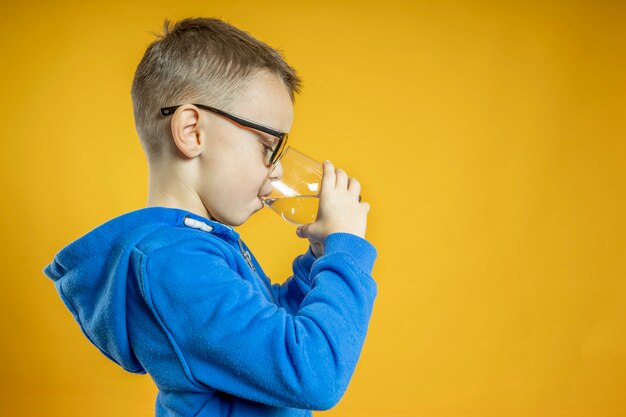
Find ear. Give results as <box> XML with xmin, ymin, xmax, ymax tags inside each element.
<box><xmin>169</xmin><ymin>104</ymin><xmax>206</xmax><ymax>158</ymax></box>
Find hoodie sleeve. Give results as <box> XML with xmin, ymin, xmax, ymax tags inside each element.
<box><xmin>140</xmin><ymin>233</ymin><xmax>377</xmax><ymax>411</ymax></box>
<box><xmin>269</xmin><ymin>245</ymin><xmax>318</xmax><ymax>314</ymax></box>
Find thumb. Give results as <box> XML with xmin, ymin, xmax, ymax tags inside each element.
<box><xmin>296</xmin><ymin>223</ymin><xmax>310</xmax><ymax>238</ymax></box>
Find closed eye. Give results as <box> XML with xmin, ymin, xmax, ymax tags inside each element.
<box><xmin>257</xmin><ymin>134</ymin><xmax>278</xmax><ymax>152</ymax></box>
<box><xmin>253</xmin><ymin>131</ymin><xmax>279</xmax><ymax>163</ymax></box>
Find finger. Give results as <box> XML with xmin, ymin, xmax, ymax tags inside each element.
<box><xmin>297</xmin><ymin>223</ymin><xmax>324</xmax><ymax>245</ymax></box>
<box><xmin>347</xmin><ymin>177</ymin><xmax>361</xmax><ymax>196</ymax></box>
<box><xmin>335</xmin><ymin>168</ymin><xmax>348</xmax><ymax>190</ymax></box>
<box><xmin>320</xmin><ymin>160</ymin><xmax>336</xmax><ymax>195</ymax></box>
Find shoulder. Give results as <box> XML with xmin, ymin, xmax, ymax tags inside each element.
<box><xmin>134</xmin><ymin>225</ymin><xmax>238</xmax><ymax>268</ymax></box>
<box><xmin>133</xmin><ymin>226</ymin><xmax>246</xmax><ymax>310</ymax></box>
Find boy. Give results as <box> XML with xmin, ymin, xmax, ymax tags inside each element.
<box><xmin>44</xmin><ymin>17</ymin><xmax>377</xmax><ymax>417</ymax></box>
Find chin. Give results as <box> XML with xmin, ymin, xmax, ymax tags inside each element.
<box><xmin>214</xmin><ymin>200</ymin><xmax>262</xmax><ymax>227</ymax></box>
<box><xmin>211</xmin><ymin>212</ymin><xmax>241</xmax><ymax>227</ymax></box>
<box><xmin>225</xmin><ymin>210</ymin><xmax>256</xmax><ymax>227</ymax></box>
<box><xmin>239</xmin><ymin>201</ymin><xmax>264</xmax><ymax>225</ymax></box>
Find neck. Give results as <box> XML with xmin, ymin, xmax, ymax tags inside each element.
<box><xmin>146</xmin><ymin>162</ymin><xmax>213</xmax><ymax>221</ymax></box>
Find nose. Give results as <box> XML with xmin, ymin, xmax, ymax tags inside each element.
<box><xmin>259</xmin><ymin>160</ymin><xmax>284</xmax><ymax>196</ymax></box>
<box><xmin>268</xmin><ymin>160</ymin><xmax>284</xmax><ymax>181</ymax></box>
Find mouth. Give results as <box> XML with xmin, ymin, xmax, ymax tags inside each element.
<box><xmin>256</xmin><ymin>196</ymin><xmax>269</xmax><ymax>211</ymax></box>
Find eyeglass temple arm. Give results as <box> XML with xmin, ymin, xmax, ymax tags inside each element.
<box><xmin>160</xmin><ymin>104</ymin><xmax>286</xmax><ymax>140</ymax></box>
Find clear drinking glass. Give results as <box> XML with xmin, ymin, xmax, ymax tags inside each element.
<box><xmin>260</xmin><ymin>147</ymin><xmax>322</xmax><ymax>225</ymax></box>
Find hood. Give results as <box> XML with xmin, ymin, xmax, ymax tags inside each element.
<box><xmin>43</xmin><ymin>207</ymin><xmax>238</xmax><ymax>374</ymax></box>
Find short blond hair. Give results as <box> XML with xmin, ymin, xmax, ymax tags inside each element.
<box><xmin>131</xmin><ymin>17</ymin><xmax>302</xmax><ymax>161</ymax></box>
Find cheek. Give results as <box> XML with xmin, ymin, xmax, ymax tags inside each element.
<box><xmin>205</xmin><ymin>138</ymin><xmax>269</xmax><ymax>199</ymax></box>
<box><xmin>236</xmin><ymin>145</ymin><xmax>270</xmax><ymax>187</ymax></box>
<box><xmin>226</xmin><ymin>154</ymin><xmax>268</xmax><ymax>197</ymax></box>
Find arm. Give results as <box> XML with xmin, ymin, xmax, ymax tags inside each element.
<box><xmin>269</xmin><ymin>245</ymin><xmax>317</xmax><ymax>314</ymax></box>
<box><xmin>142</xmin><ymin>234</ymin><xmax>377</xmax><ymax>411</ymax></box>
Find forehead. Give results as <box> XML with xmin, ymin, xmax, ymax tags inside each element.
<box><xmin>228</xmin><ymin>71</ymin><xmax>294</xmax><ymax>133</ymax></box>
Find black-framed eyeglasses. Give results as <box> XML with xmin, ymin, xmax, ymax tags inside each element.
<box><xmin>160</xmin><ymin>103</ymin><xmax>289</xmax><ymax>166</ymax></box>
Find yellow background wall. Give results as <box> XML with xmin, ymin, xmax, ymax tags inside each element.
<box><xmin>1</xmin><ymin>1</ymin><xmax>625</xmax><ymax>416</ymax></box>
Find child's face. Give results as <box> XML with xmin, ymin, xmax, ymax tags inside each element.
<box><xmin>196</xmin><ymin>72</ymin><xmax>294</xmax><ymax>226</ymax></box>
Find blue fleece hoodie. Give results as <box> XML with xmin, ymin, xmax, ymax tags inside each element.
<box><xmin>43</xmin><ymin>207</ymin><xmax>377</xmax><ymax>416</ymax></box>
